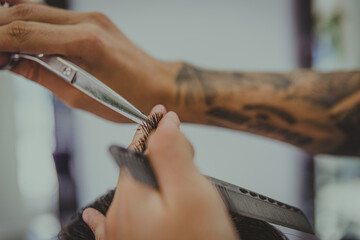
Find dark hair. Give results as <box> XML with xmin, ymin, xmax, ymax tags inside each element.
<box><xmin>59</xmin><ymin>114</ymin><xmax>288</xmax><ymax>239</ymax></box>
<box><xmin>58</xmin><ymin>190</ymin><xmax>115</xmax><ymax>240</ymax></box>
<box><xmin>230</xmin><ymin>212</ymin><xmax>288</xmax><ymax>240</ymax></box>
<box><xmin>59</xmin><ymin>113</ymin><xmax>163</xmax><ymax>239</ymax></box>
<box><xmin>59</xmin><ymin>190</ymin><xmax>288</xmax><ymax>240</ymax></box>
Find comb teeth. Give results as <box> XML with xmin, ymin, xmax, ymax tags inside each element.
<box><xmin>210</xmin><ymin>178</ymin><xmax>314</xmax><ymax>234</ymax></box>
<box><xmin>135</xmin><ymin>112</ymin><xmax>163</xmax><ymax>152</ymax></box>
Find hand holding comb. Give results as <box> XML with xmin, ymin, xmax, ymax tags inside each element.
<box><xmin>109</xmin><ymin>145</ymin><xmax>315</xmax><ymax>235</ymax></box>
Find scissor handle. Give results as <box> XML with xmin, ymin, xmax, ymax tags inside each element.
<box><xmin>1</xmin><ymin>53</ymin><xmax>149</xmax><ymax>124</ymax></box>
<box><xmin>1</xmin><ymin>53</ymin><xmax>76</xmax><ymax>83</ymax></box>
<box><xmin>0</xmin><ymin>54</ymin><xmax>21</xmax><ymax>70</ymax></box>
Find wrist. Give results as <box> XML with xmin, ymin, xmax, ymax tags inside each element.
<box><xmin>137</xmin><ymin>59</ymin><xmax>182</xmax><ymax>114</ymax></box>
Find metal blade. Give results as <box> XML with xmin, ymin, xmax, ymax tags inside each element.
<box><xmin>11</xmin><ymin>54</ymin><xmax>148</xmax><ymax>124</ymax></box>
<box><xmin>71</xmin><ymin>69</ymin><xmax>147</xmax><ymax>124</ymax></box>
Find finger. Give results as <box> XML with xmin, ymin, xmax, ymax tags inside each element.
<box><xmin>83</xmin><ymin>208</ymin><xmax>107</xmax><ymax>240</ymax></box>
<box><xmin>0</xmin><ymin>22</ymin><xmax>105</xmax><ymax>104</ymax></box>
<box><xmin>142</xmin><ymin>111</ymin><xmax>181</xmax><ymax>155</ymax></box>
<box><xmin>0</xmin><ymin>3</ymin><xmax>86</xmax><ymax>26</ymax></box>
<box><xmin>113</xmin><ymin>168</ymin><xmax>161</xmax><ymax>215</ymax></box>
<box><xmin>0</xmin><ymin>21</ymin><xmax>89</xmax><ymax>54</ymax></box>
<box><xmin>114</xmin><ymin>168</ymin><xmax>159</xmax><ymax>211</ymax></box>
<box><xmin>107</xmin><ymin>168</ymin><xmax>160</xmax><ymax>238</ymax></box>
<box><xmin>128</xmin><ymin>104</ymin><xmax>167</xmax><ymax>150</ymax></box>
<box><xmin>158</xmin><ymin>111</ymin><xmax>181</xmax><ymax>129</ymax></box>
<box><xmin>147</xmin><ymin>112</ymin><xmax>197</xmax><ymax>195</ymax></box>
<box><xmin>118</xmin><ymin>168</ymin><xmax>159</xmax><ymax>200</ymax></box>
<box><xmin>9</xmin><ymin>59</ymin><xmax>133</xmax><ymax>123</ymax></box>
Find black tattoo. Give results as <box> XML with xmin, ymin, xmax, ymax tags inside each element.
<box><xmin>244</xmin><ymin>104</ymin><xmax>296</xmax><ymax>124</ymax></box>
<box><xmin>247</xmin><ymin>122</ymin><xmax>313</xmax><ymax>146</ymax></box>
<box><xmin>175</xmin><ymin>64</ymin><xmax>196</xmax><ymax>105</ymax></box>
<box><xmin>206</xmin><ymin>107</ymin><xmax>312</xmax><ymax>146</ymax></box>
<box><xmin>288</xmin><ymin>71</ymin><xmax>360</xmax><ymax>108</ymax></box>
<box><xmin>192</xmin><ymin>67</ymin><xmax>217</xmax><ymax>105</ymax></box>
<box><xmin>206</xmin><ymin>107</ymin><xmax>251</xmax><ymax>125</ymax></box>
<box><xmin>175</xmin><ymin>63</ymin><xmax>360</xmax><ymax>154</ymax></box>
<box><xmin>330</xmin><ymin>103</ymin><xmax>360</xmax><ymax>155</ymax></box>
<box><xmin>175</xmin><ymin>64</ymin><xmax>217</xmax><ymax>106</ymax></box>
<box><xmin>255</xmin><ymin>113</ymin><xmax>270</xmax><ymax>121</ymax></box>
<box><xmin>175</xmin><ymin>65</ymin><xmax>294</xmax><ymax>107</ymax></box>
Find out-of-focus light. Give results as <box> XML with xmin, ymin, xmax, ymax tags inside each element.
<box><xmin>17</xmin><ymin>138</ymin><xmax>58</xmax><ymax>203</ymax></box>
<box><xmin>13</xmin><ymin>76</ymin><xmax>59</xmax><ymax>227</ymax></box>
<box><xmin>25</xmin><ymin>213</ymin><xmax>61</xmax><ymax>240</ymax></box>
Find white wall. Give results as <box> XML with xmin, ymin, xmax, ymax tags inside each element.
<box><xmin>0</xmin><ymin>73</ymin><xmax>26</xmax><ymax>240</ymax></box>
<box><xmin>0</xmin><ymin>72</ymin><xmax>60</xmax><ymax>240</ymax></box>
<box><xmin>71</xmin><ymin>0</ymin><xmax>310</xmax><ymax>216</ymax></box>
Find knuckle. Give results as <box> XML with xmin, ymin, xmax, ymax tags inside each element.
<box><xmin>87</xmin><ymin>11</ymin><xmax>111</xmax><ymax>25</ymax></box>
<box><xmin>7</xmin><ymin>21</ymin><xmax>31</xmax><ymax>42</ymax></box>
<box><xmin>12</xmin><ymin>4</ymin><xmax>33</xmax><ymax>18</ymax></box>
<box><xmin>82</xmin><ymin>27</ymin><xmax>106</xmax><ymax>50</ymax></box>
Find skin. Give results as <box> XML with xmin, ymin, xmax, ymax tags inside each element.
<box><xmin>0</xmin><ymin>0</ymin><xmax>179</xmax><ymax>122</ymax></box>
<box><xmin>0</xmin><ymin>1</ymin><xmax>359</xmax><ymax>238</ymax></box>
<box><xmin>172</xmin><ymin>65</ymin><xmax>360</xmax><ymax>156</ymax></box>
<box><xmin>1</xmin><ymin>2</ymin><xmax>359</xmax><ymax>156</ymax></box>
<box><xmin>83</xmin><ymin>106</ymin><xmax>239</xmax><ymax>240</ymax></box>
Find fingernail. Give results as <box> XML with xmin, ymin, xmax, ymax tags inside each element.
<box><xmin>166</xmin><ymin>111</ymin><xmax>181</xmax><ymax>126</ymax></box>
<box><xmin>151</xmin><ymin>104</ymin><xmax>166</xmax><ymax>115</ymax></box>
<box><xmin>82</xmin><ymin>208</ymin><xmax>91</xmax><ymax>223</ymax></box>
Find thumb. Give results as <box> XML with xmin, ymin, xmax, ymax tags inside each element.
<box><xmin>147</xmin><ymin>111</ymin><xmax>195</xmax><ymax>195</ymax></box>
<box><xmin>83</xmin><ymin>208</ymin><xmax>107</xmax><ymax>240</ymax></box>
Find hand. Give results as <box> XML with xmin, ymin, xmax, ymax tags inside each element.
<box><xmin>0</xmin><ymin>0</ymin><xmax>179</xmax><ymax>122</ymax></box>
<box><xmin>82</xmin><ymin>110</ymin><xmax>239</xmax><ymax>240</ymax></box>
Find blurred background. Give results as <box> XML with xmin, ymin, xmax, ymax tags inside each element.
<box><xmin>0</xmin><ymin>0</ymin><xmax>359</xmax><ymax>239</ymax></box>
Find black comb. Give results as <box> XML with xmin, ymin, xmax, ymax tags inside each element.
<box><xmin>109</xmin><ymin>145</ymin><xmax>315</xmax><ymax>235</ymax></box>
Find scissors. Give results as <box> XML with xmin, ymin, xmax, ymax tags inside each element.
<box><xmin>110</xmin><ymin>145</ymin><xmax>316</xmax><ymax>236</ymax></box>
<box><xmin>2</xmin><ymin>53</ymin><xmax>317</xmax><ymax>238</ymax></box>
<box><xmin>1</xmin><ymin>53</ymin><xmax>148</xmax><ymax>124</ymax></box>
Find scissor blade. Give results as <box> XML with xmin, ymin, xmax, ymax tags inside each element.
<box><xmin>11</xmin><ymin>54</ymin><xmax>148</xmax><ymax>124</ymax></box>
<box><xmin>71</xmin><ymin>69</ymin><xmax>148</xmax><ymax>124</ymax></box>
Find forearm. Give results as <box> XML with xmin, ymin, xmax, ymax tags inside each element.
<box><xmin>2</xmin><ymin>2</ymin><xmax>357</xmax><ymax>156</ymax></box>
<box><xmin>161</xmin><ymin>63</ymin><xmax>360</xmax><ymax>156</ymax></box>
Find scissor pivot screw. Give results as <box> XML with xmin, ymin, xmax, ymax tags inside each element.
<box><xmin>63</xmin><ymin>67</ymin><xmax>72</xmax><ymax>76</ymax></box>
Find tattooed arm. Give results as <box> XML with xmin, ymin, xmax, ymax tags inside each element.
<box><xmin>164</xmin><ymin>63</ymin><xmax>360</xmax><ymax>156</ymax></box>
<box><xmin>1</xmin><ymin>3</ymin><xmax>358</xmax><ymax>156</ymax></box>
